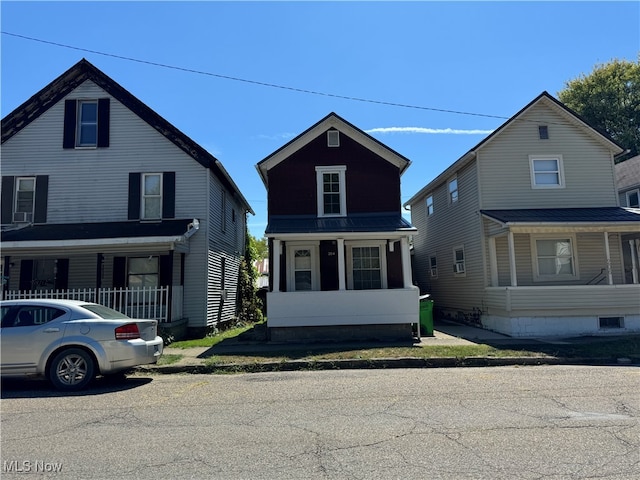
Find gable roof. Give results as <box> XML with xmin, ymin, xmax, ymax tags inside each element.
<box><xmin>1</xmin><ymin>59</ymin><xmax>253</xmax><ymax>215</ymax></box>
<box><xmin>256</xmin><ymin>112</ymin><xmax>412</xmax><ymax>187</ymax></box>
<box><xmin>404</xmin><ymin>91</ymin><xmax>626</xmax><ymax>207</ymax></box>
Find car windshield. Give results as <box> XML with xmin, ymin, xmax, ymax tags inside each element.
<box><xmin>81</xmin><ymin>304</ymin><xmax>130</xmax><ymax>319</ymax></box>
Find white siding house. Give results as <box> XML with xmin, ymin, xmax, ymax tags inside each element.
<box><xmin>406</xmin><ymin>92</ymin><xmax>640</xmax><ymax>337</ymax></box>
<box><xmin>1</xmin><ymin>59</ymin><xmax>253</xmax><ymax>338</ymax></box>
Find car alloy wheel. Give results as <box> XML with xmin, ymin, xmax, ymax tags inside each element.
<box><xmin>49</xmin><ymin>348</ymin><xmax>95</xmax><ymax>391</ymax></box>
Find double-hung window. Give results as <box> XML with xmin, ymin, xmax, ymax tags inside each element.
<box><xmin>426</xmin><ymin>195</ymin><xmax>434</xmax><ymax>216</ymax></box>
<box><xmin>453</xmin><ymin>246</ymin><xmax>465</xmax><ymax>274</ymax></box>
<box><xmin>530</xmin><ymin>155</ymin><xmax>565</xmax><ymax>188</ymax></box>
<box><xmin>142</xmin><ymin>173</ymin><xmax>162</xmax><ymax>220</ymax></box>
<box><xmin>429</xmin><ymin>256</ymin><xmax>438</xmax><ymax>277</ymax></box>
<box><xmin>533</xmin><ymin>236</ymin><xmax>577</xmax><ymax>280</ymax></box>
<box><xmin>347</xmin><ymin>241</ymin><xmax>387</xmax><ymax>290</ymax></box>
<box><xmin>626</xmin><ymin>189</ymin><xmax>639</xmax><ymax>208</ymax></box>
<box><xmin>316</xmin><ymin>166</ymin><xmax>346</xmax><ymax>217</ymax></box>
<box><xmin>14</xmin><ymin>177</ymin><xmax>35</xmax><ymax>223</ymax></box>
<box><xmin>76</xmin><ymin>100</ymin><xmax>98</xmax><ymax>147</ymax></box>
<box><xmin>449</xmin><ymin>178</ymin><xmax>459</xmax><ymax>204</ymax></box>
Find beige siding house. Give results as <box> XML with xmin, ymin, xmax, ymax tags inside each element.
<box><xmin>406</xmin><ymin>92</ymin><xmax>640</xmax><ymax>337</ymax></box>
<box><xmin>1</xmin><ymin>59</ymin><xmax>253</xmax><ymax>338</ymax></box>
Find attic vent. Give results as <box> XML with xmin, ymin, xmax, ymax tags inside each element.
<box><xmin>538</xmin><ymin>125</ymin><xmax>549</xmax><ymax>140</ymax></box>
<box><xmin>327</xmin><ymin>130</ymin><xmax>340</xmax><ymax>147</ymax></box>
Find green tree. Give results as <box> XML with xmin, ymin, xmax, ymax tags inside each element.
<box><xmin>558</xmin><ymin>56</ymin><xmax>640</xmax><ymax>161</ymax></box>
<box><xmin>236</xmin><ymin>230</ymin><xmax>264</xmax><ymax>323</ymax></box>
<box><xmin>251</xmin><ymin>235</ymin><xmax>268</xmax><ymax>261</ymax></box>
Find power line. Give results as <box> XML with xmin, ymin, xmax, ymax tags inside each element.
<box><xmin>2</xmin><ymin>31</ymin><xmax>510</xmax><ymax>121</ymax></box>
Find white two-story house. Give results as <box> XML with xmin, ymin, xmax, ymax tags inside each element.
<box><xmin>1</xmin><ymin>59</ymin><xmax>253</xmax><ymax>338</ymax></box>
<box><xmin>405</xmin><ymin>92</ymin><xmax>640</xmax><ymax>337</ymax></box>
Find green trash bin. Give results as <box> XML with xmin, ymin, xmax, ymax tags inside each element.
<box><xmin>419</xmin><ymin>295</ymin><xmax>434</xmax><ymax>336</ymax></box>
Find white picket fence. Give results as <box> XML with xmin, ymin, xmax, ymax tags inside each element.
<box><xmin>2</xmin><ymin>286</ymin><xmax>172</xmax><ymax>323</ymax></box>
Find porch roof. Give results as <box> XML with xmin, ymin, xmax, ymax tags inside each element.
<box><xmin>265</xmin><ymin>213</ymin><xmax>416</xmax><ymax>236</ymax></box>
<box><xmin>1</xmin><ymin>219</ymin><xmax>195</xmax><ymax>248</ymax></box>
<box><xmin>481</xmin><ymin>207</ymin><xmax>640</xmax><ymax>232</ymax></box>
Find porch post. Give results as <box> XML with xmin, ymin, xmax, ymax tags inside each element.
<box><xmin>272</xmin><ymin>239</ymin><xmax>281</xmax><ymax>293</ymax></box>
<box><xmin>604</xmin><ymin>232</ymin><xmax>614</xmax><ymax>285</ymax></box>
<box><xmin>337</xmin><ymin>238</ymin><xmax>346</xmax><ymax>290</ymax></box>
<box><xmin>400</xmin><ymin>237</ymin><xmax>412</xmax><ymax>288</ymax></box>
<box><xmin>508</xmin><ymin>231</ymin><xmax>517</xmax><ymax>287</ymax></box>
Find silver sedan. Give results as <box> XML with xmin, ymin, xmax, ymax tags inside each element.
<box><xmin>0</xmin><ymin>298</ymin><xmax>163</xmax><ymax>390</ymax></box>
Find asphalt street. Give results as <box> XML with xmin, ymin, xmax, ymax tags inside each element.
<box><xmin>2</xmin><ymin>365</ymin><xmax>639</xmax><ymax>479</ymax></box>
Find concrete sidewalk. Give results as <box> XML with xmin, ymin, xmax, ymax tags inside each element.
<box><xmin>138</xmin><ymin>321</ymin><xmax>638</xmax><ymax>374</ymax></box>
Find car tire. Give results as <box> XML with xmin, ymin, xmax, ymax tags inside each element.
<box><xmin>48</xmin><ymin>348</ymin><xmax>95</xmax><ymax>391</ymax></box>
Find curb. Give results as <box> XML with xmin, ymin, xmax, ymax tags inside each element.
<box><xmin>136</xmin><ymin>355</ymin><xmax>638</xmax><ymax>376</ymax></box>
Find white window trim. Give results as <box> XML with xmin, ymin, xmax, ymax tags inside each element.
<box><xmin>626</xmin><ymin>188</ymin><xmax>640</xmax><ymax>208</ymax></box>
<box><xmin>529</xmin><ymin>154</ymin><xmax>565</xmax><ymax>189</ymax></box>
<box><xmin>327</xmin><ymin>130</ymin><xmax>340</xmax><ymax>147</ymax></box>
<box><xmin>530</xmin><ymin>234</ymin><xmax>579</xmax><ymax>282</ymax></box>
<box><xmin>141</xmin><ymin>173</ymin><xmax>163</xmax><ymax>221</ymax></box>
<box><xmin>14</xmin><ymin>177</ymin><xmax>36</xmax><ymax>222</ymax></box>
<box><xmin>76</xmin><ymin>99</ymin><xmax>99</xmax><ymax>148</ymax></box>
<box><xmin>286</xmin><ymin>242</ymin><xmax>320</xmax><ymax>292</ymax></box>
<box><xmin>345</xmin><ymin>240</ymin><xmax>388</xmax><ymax>290</ymax></box>
<box><xmin>426</xmin><ymin>195</ymin><xmax>434</xmax><ymax>216</ymax></box>
<box><xmin>316</xmin><ymin>165</ymin><xmax>347</xmax><ymax>218</ymax></box>
<box><xmin>448</xmin><ymin>177</ymin><xmax>459</xmax><ymax>204</ymax></box>
<box><xmin>453</xmin><ymin>245</ymin><xmax>466</xmax><ymax>276</ymax></box>
<box><xmin>429</xmin><ymin>255</ymin><xmax>438</xmax><ymax>278</ymax></box>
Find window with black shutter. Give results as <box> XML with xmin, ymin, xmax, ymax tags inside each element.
<box><xmin>63</xmin><ymin>98</ymin><xmax>110</xmax><ymax>148</ymax></box>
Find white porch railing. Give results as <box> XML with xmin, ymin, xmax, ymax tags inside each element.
<box><xmin>1</xmin><ymin>287</ymin><xmax>174</xmax><ymax>323</ymax></box>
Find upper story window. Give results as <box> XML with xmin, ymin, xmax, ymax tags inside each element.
<box><xmin>626</xmin><ymin>189</ymin><xmax>639</xmax><ymax>208</ymax></box>
<box><xmin>14</xmin><ymin>177</ymin><xmax>35</xmax><ymax>223</ymax></box>
<box><xmin>538</xmin><ymin>125</ymin><xmax>549</xmax><ymax>139</ymax></box>
<box><xmin>327</xmin><ymin>130</ymin><xmax>340</xmax><ymax>147</ymax></box>
<box><xmin>529</xmin><ymin>155</ymin><xmax>565</xmax><ymax>189</ymax></box>
<box><xmin>128</xmin><ymin>172</ymin><xmax>175</xmax><ymax>221</ymax></box>
<box><xmin>63</xmin><ymin>98</ymin><xmax>110</xmax><ymax>149</ymax></box>
<box><xmin>316</xmin><ymin>165</ymin><xmax>347</xmax><ymax>217</ymax></box>
<box><xmin>142</xmin><ymin>173</ymin><xmax>162</xmax><ymax>220</ymax></box>
<box><xmin>221</xmin><ymin>189</ymin><xmax>227</xmax><ymax>232</ymax></box>
<box><xmin>532</xmin><ymin>236</ymin><xmax>578</xmax><ymax>281</ymax></box>
<box><xmin>448</xmin><ymin>177</ymin><xmax>459</xmax><ymax>204</ymax></box>
<box><xmin>426</xmin><ymin>195</ymin><xmax>434</xmax><ymax>216</ymax></box>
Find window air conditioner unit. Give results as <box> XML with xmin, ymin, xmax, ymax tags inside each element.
<box><xmin>430</xmin><ymin>268</ymin><xmax>438</xmax><ymax>277</ymax></box>
<box><xmin>454</xmin><ymin>263</ymin><xmax>465</xmax><ymax>274</ymax></box>
<box><xmin>13</xmin><ymin>212</ymin><xmax>33</xmax><ymax>223</ymax></box>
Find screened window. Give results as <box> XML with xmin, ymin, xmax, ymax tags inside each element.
<box><xmin>426</xmin><ymin>195</ymin><xmax>434</xmax><ymax>216</ymax></box>
<box><xmin>142</xmin><ymin>173</ymin><xmax>162</xmax><ymax>220</ymax></box>
<box><xmin>351</xmin><ymin>246</ymin><xmax>382</xmax><ymax>290</ymax></box>
<box><xmin>77</xmin><ymin>100</ymin><xmax>98</xmax><ymax>147</ymax></box>
<box><xmin>316</xmin><ymin>166</ymin><xmax>346</xmax><ymax>217</ymax></box>
<box><xmin>530</xmin><ymin>155</ymin><xmax>564</xmax><ymax>188</ymax></box>
<box><xmin>128</xmin><ymin>257</ymin><xmax>159</xmax><ymax>288</ymax></box>
<box><xmin>534</xmin><ymin>238</ymin><xmax>576</xmax><ymax>279</ymax></box>
<box><xmin>449</xmin><ymin>178</ymin><xmax>458</xmax><ymax>204</ymax></box>
<box><xmin>15</xmin><ymin>177</ymin><xmax>35</xmax><ymax>218</ymax></box>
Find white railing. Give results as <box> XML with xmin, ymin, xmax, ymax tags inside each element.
<box><xmin>2</xmin><ymin>287</ymin><xmax>172</xmax><ymax>323</ymax></box>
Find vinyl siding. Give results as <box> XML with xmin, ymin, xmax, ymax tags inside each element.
<box><xmin>410</xmin><ymin>160</ymin><xmax>484</xmax><ymax>315</ymax></box>
<box><xmin>478</xmin><ymin>102</ymin><xmax>618</xmax><ymax>209</ymax></box>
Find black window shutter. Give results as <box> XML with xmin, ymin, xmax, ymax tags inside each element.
<box><xmin>1</xmin><ymin>176</ymin><xmax>14</xmax><ymax>224</ymax></box>
<box><xmin>163</xmin><ymin>172</ymin><xmax>176</xmax><ymax>219</ymax></box>
<box><xmin>63</xmin><ymin>100</ymin><xmax>77</xmax><ymax>149</ymax></box>
<box><xmin>97</xmin><ymin>98</ymin><xmax>110</xmax><ymax>147</ymax></box>
<box><xmin>128</xmin><ymin>173</ymin><xmax>141</xmax><ymax>220</ymax></box>
<box><xmin>159</xmin><ymin>253</ymin><xmax>173</xmax><ymax>287</ymax></box>
<box><xmin>19</xmin><ymin>260</ymin><xmax>34</xmax><ymax>291</ymax></box>
<box><xmin>113</xmin><ymin>257</ymin><xmax>127</xmax><ymax>288</ymax></box>
<box><xmin>34</xmin><ymin>175</ymin><xmax>48</xmax><ymax>223</ymax></box>
<box><xmin>54</xmin><ymin>259</ymin><xmax>69</xmax><ymax>290</ymax></box>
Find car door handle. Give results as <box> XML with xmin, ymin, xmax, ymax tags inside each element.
<box><xmin>43</xmin><ymin>328</ymin><xmax>60</xmax><ymax>333</ymax></box>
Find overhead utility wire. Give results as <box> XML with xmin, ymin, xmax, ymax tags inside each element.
<box><xmin>3</xmin><ymin>31</ymin><xmax>510</xmax><ymax>121</ymax></box>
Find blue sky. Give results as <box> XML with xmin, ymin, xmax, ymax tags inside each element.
<box><xmin>2</xmin><ymin>1</ymin><xmax>638</xmax><ymax>238</ymax></box>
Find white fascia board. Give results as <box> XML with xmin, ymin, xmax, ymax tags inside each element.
<box><xmin>507</xmin><ymin>223</ymin><xmax>640</xmax><ymax>234</ymax></box>
<box><xmin>1</xmin><ymin>235</ymin><xmax>186</xmax><ymax>250</ymax></box>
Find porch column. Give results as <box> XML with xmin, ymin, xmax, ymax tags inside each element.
<box><xmin>604</xmin><ymin>232</ymin><xmax>614</xmax><ymax>285</ymax></box>
<box><xmin>633</xmin><ymin>240</ymin><xmax>640</xmax><ymax>284</ymax></box>
<box><xmin>337</xmin><ymin>238</ymin><xmax>346</xmax><ymax>290</ymax></box>
<box><xmin>272</xmin><ymin>239</ymin><xmax>281</xmax><ymax>293</ymax></box>
<box><xmin>508</xmin><ymin>231</ymin><xmax>517</xmax><ymax>287</ymax></box>
<box><xmin>400</xmin><ymin>237</ymin><xmax>412</xmax><ymax>288</ymax></box>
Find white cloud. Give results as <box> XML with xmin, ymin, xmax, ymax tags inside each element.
<box><xmin>366</xmin><ymin>127</ymin><xmax>494</xmax><ymax>135</ymax></box>
<box><xmin>257</xmin><ymin>132</ymin><xmax>296</xmax><ymax>141</ymax></box>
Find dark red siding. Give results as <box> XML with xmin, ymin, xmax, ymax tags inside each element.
<box><xmin>267</xmin><ymin>129</ymin><xmax>401</xmax><ymax>216</ymax></box>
